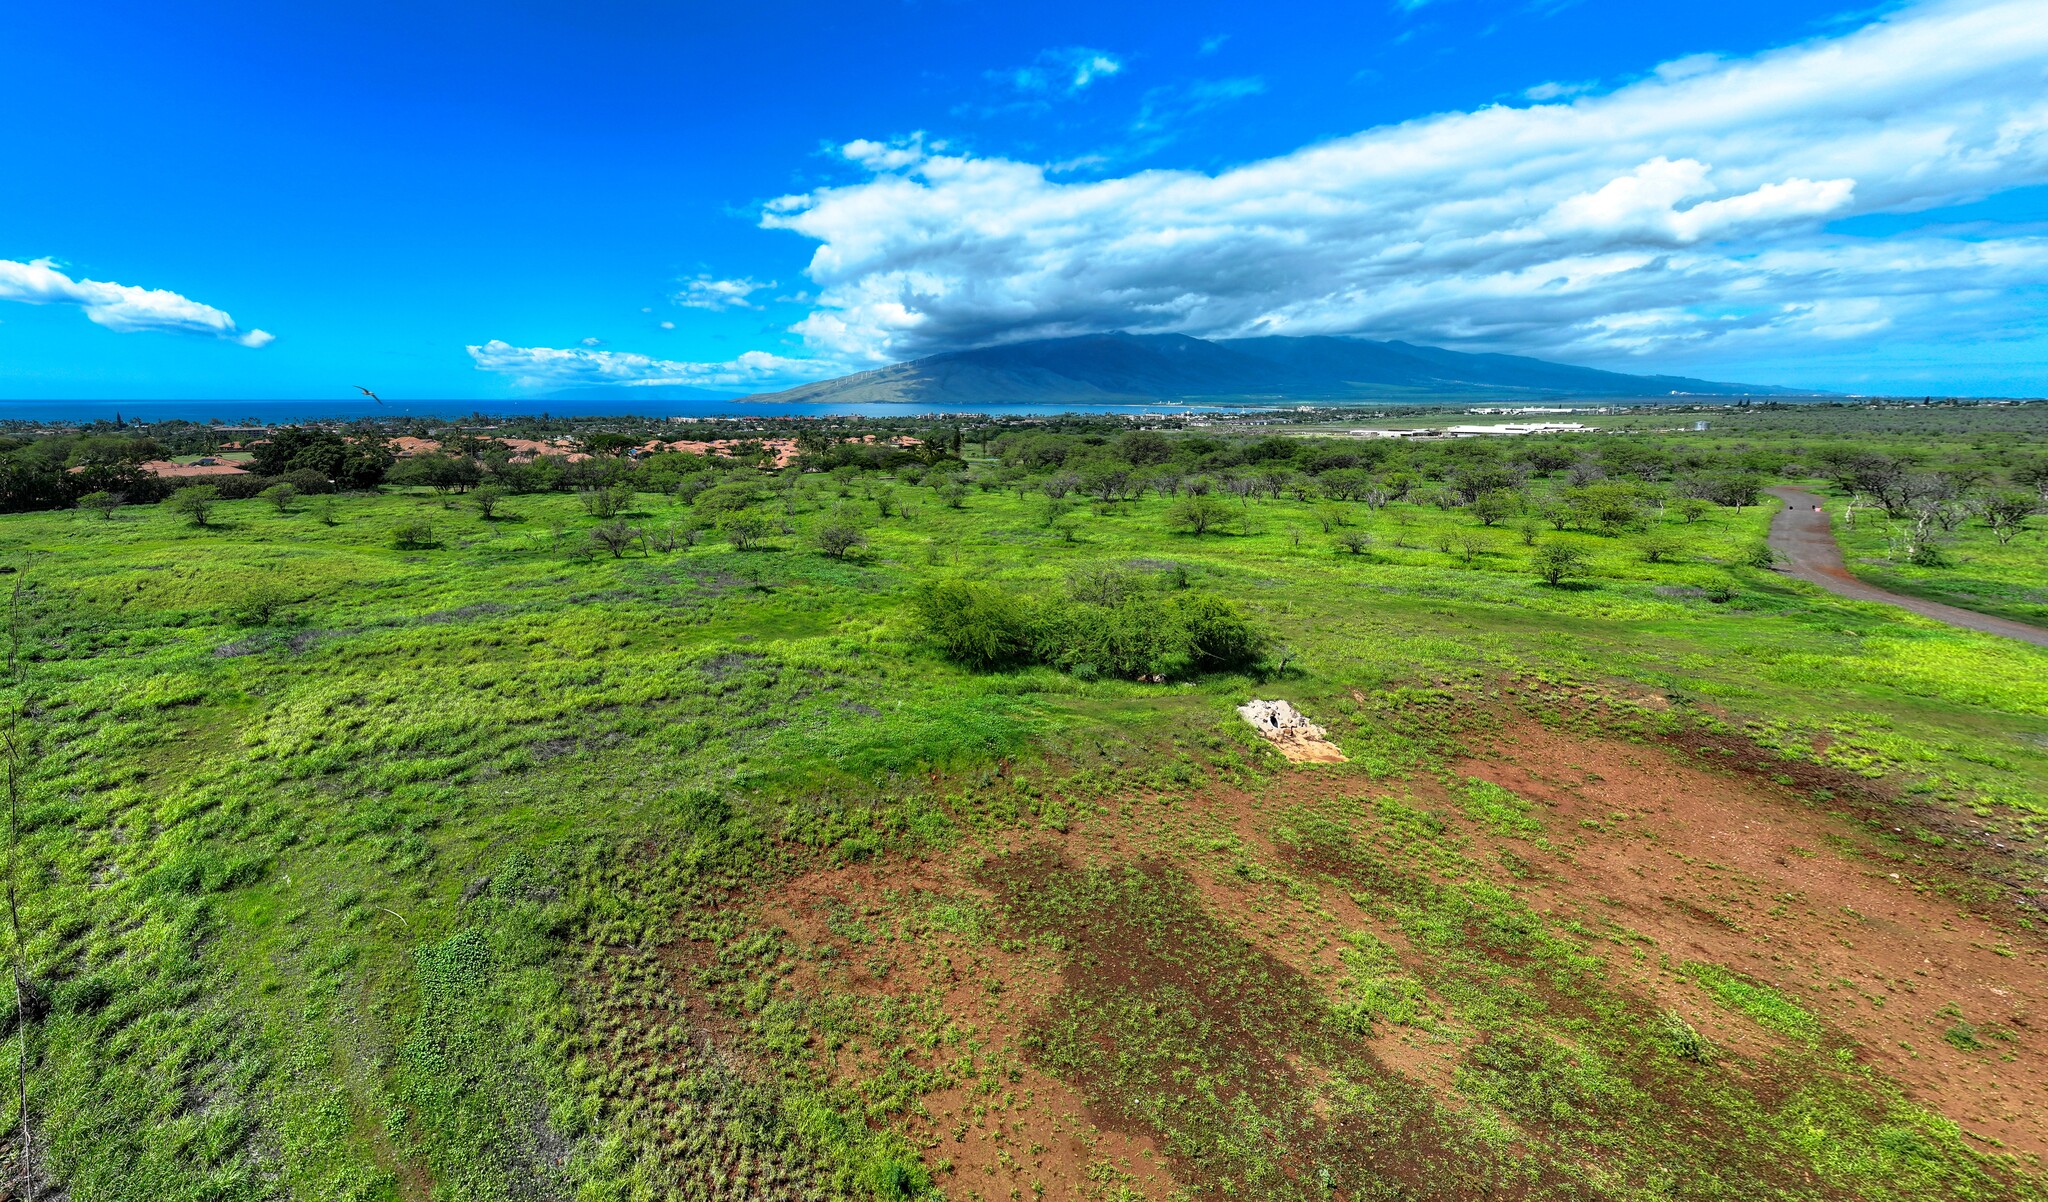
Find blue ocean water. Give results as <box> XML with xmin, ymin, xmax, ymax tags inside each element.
<box><xmin>0</xmin><ymin>397</ymin><xmax>1287</xmax><ymax>425</ymax></box>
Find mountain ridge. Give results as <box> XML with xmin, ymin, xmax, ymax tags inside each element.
<box><xmin>741</xmin><ymin>332</ymin><xmax>1804</xmax><ymax>405</ymax></box>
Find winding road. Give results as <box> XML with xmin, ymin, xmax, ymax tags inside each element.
<box><xmin>1764</xmin><ymin>486</ymin><xmax>2048</xmax><ymax>648</ymax></box>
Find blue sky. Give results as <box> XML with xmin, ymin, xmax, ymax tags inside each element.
<box><xmin>4</xmin><ymin>0</ymin><xmax>2047</xmax><ymax>401</ymax></box>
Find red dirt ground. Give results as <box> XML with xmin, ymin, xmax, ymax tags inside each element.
<box><xmin>1453</xmin><ymin>719</ymin><xmax>2048</xmax><ymax>1159</ymax></box>
<box><xmin>756</xmin><ymin>859</ymin><xmax>1180</xmax><ymax>1202</ymax></box>
<box><xmin>635</xmin><ymin>711</ymin><xmax>2048</xmax><ymax>1196</ymax></box>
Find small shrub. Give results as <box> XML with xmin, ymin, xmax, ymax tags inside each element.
<box><xmin>1469</xmin><ymin>490</ymin><xmax>1519</xmax><ymax>527</ymax></box>
<box><xmin>471</xmin><ymin>484</ymin><xmax>507</xmax><ymax>520</ymax></box>
<box><xmin>392</xmin><ymin>518</ymin><xmax>437</xmax><ymax>549</ymax></box>
<box><xmin>694</xmin><ymin>480</ymin><xmax>755</xmax><ymax>515</ymax></box>
<box><xmin>78</xmin><ymin>490</ymin><xmax>123</xmax><ymax>520</ymax></box>
<box><xmin>722</xmin><ymin>511</ymin><xmax>772</xmax><ymax>550</ymax></box>
<box><xmin>589</xmin><ymin>520</ymin><xmax>640</xmax><ymax>558</ymax></box>
<box><xmin>813</xmin><ymin>519</ymin><xmax>868</xmax><ymax>559</ymax></box>
<box><xmin>1633</xmin><ymin>530</ymin><xmax>1687</xmax><ymax>563</ymax></box>
<box><xmin>1065</xmin><ymin>564</ymin><xmax>1142</xmax><ymax>606</ymax></box>
<box><xmin>259</xmin><ymin>482</ymin><xmax>299</xmax><ymax>513</ymax></box>
<box><xmin>1166</xmin><ymin>494</ymin><xmax>1233</xmax><ymax>535</ymax></box>
<box><xmin>1660</xmin><ymin>1011</ymin><xmax>1714</xmax><ymax>1063</ymax></box>
<box><xmin>579</xmin><ymin>484</ymin><xmax>633</xmax><ymax>518</ymax></box>
<box><xmin>1532</xmin><ymin>541</ymin><xmax>1588</xmax><ymax>586</ymax></box>
<box><xmin>166</xmin><ymin>485</ymin><xmax>222</xmax><ymax>526</ymax></box>
<box><xmin>1335</xmin><ymin>529</ymin><xmax>1373</xmax><ymax>555</ymax></box>
<box><xmin>228</xmin><ymin>583</ymin><xmax>291</xmax><ymax>627</ymax></box>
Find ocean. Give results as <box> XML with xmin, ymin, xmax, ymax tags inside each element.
<box><xmin>0</xmin><ymin>397</ymin><xmax>1288</xmax><ymax>426</ymax></box>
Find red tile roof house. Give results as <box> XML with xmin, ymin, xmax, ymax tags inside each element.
<box><xmin>139</xmin><ymin>458</ymin><xmax>251</xmax><ymax>478</ymax></box>
<box><xmin>639</xmin><ymin>438</ymin><xmax>802</xmax><ymax>468</ymax></box>
<box><xmin>384</xmin><ymin>436</ymin><xmax>592</xmax><ymax>464</ymax></box>
<box><xmin>488</xmin><ymin>438</ymin><xmax>589</xmax><ymax>464</ymax></box>
<box><xmin>66</xmin><ymin>457</ymin><xmax>252</xmax><ymax>479</ymax></box>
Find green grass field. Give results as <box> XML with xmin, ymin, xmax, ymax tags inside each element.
<box><xmin>5</xmin><ymin>418</ymin><xmax>2048</xmax><ymax>1201</ymax></box>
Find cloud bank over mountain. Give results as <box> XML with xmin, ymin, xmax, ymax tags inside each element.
<box><xmin>759</xmin><ymin>0</ymin><xmax>2048</xmax><ymax>371</ymax></box>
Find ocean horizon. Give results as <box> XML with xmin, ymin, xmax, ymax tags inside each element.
<box><xmin>0</xmin><ymin>394</ymin><xmax>1810</xmax><ymax>426</ymax></box>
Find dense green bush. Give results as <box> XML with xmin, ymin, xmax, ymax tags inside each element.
<box><xmin>911</xmin><ymin>580</ymin><xmax>1034</xmax><ymax>669</ymax></box>
<box><xmin>915</xmin><ymin>572</ymin><xmax>1265</xmax><ymax>679</ymax></box>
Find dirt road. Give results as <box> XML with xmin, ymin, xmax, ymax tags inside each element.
<box><xmin>1765</xmin><ymin>486</ymin><xmax>2048</xmax><ymax>647</ymax></box>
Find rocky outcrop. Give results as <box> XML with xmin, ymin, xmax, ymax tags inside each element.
<box><xmin>1236</xmin><ymin>698</ymin><xmax>1348</xmax><ymax>763</ymax></box>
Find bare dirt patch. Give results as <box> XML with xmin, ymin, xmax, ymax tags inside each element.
<box><xmin>753</xmin><ymin>857</ymin><xmax>1183</xmax><ymax>1201</ymax></box>
<box><xmin>1453</xmin><ymin>720</ymin><xmax>2048</xmax><ymax>1157</ymax></box>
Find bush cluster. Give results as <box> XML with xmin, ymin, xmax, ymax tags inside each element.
<box><xmin>912</xmin><ymin>569</ymin><xmax>1266</xmax><ymax>679</ymax></box>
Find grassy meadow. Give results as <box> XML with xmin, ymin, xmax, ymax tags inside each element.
<box><xmin>3</xmin><ymin>408</ymin><xmax>2048</xmax><ymax>1201</ymax></box>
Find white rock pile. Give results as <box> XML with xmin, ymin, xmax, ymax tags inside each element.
<box><xmin>1236</xmin><ymin>698</ymin><xmax>1348</xmax><ymax>763</ymax></box>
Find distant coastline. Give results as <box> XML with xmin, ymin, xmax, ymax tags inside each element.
<box><xmin>0</xmin><ymin>393</ymin><xmax>1896</xmax><ymax>427</ymax></box>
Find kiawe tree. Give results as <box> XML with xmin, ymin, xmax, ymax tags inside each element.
<box><xmin>77</xmin><ymin>491</ymin><xmax>122</xmax><ymax>520</ymax></box>
<box><xmin>1167</xmin><ymin>494</ymin><xmax>1232</xmax><ymax>535</ymax></box>
<box><xmin>166</xmin><ymin>485</ymin><xmax>221</xmax><ymax>527</ymax></box>
<box><xmin>1532</xmin><ymin>541</ymin><xmax>1588</xmax><ymax>586</ymax></box>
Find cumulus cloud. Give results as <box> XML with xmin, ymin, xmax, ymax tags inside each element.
<box><xmin>0</xmin><ymin>257</ymin><xmax>272</xmax><ymax>347</ymax></box>
<box><xmin>673</xmin><ymin>274</ymin><xmax>773</xmax><ymax>310</ymax></box>
<box><xmin>465</xmin><ymin>340</ymin><xmax>837</xmax><ymax>390</ymax></box>
<box><xmin>761</xmin><ymin>0</ymin><xmax>2048</xmax><ymax>367</ymax></box>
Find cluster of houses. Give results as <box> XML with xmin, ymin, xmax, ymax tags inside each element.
<box><xmin>1347</xmin><ymin>421</ymin><xmax>1593</xmax><ymax>439</ymax></box>
<box><xmin>120</xmin><ymin>431</ymin><xmax>830</xmax><ymax>480</ymax></box>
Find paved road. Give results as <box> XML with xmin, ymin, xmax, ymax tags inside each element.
<box><xmin>1764</xmin><ymin>486</ymin><xmax>2048</xmax><ymax>648</ymax></box>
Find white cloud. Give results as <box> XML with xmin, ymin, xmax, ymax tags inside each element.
<box><xmin>465</xmin><ymin>339</ymin><xmax>838</xmax><ymax>390</ymax></box>
<box><xmin>761</xmin><ymin>0</ymin><xmax>2048</xmax><ymax>368</ymax></box>
<box><xmin>673</xmin><ymin>273</ymin><xmax>774</xmax><ymax>310</ymax></box>
<box><xmin>580</xmin><ymin>336</ymin><xmax>604</xmax><ymax>346</ymax></box>
<box><xmin>999</xmin><ymin>47</ymin><xmax>1124</xmax><ymax>97</ymax></box>
<box><xmin>840</xmin><ymin>134</ymin><xmax>938</xmax><ymax>173</ymax></box>
<box><xmin>659</xmin><ymin>320</ymin><xmax>675</xmax><ymax>330</ymax></box>
<box><xmin>0</xmin><ymin>257</ymin><xmax>272</xmax><ymax>347</ymax></box>
<box><xmin>1130</xmin><ymin>77</ymin><xmax>1265</xmax><ymax>139</ymax></box>
<box><xmin>1523</xmin><ymin>79</ymin><xmax>1595</xmax><ymax>101</ymax></box>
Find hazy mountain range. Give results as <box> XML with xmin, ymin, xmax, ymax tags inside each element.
<box><xmin>734</xmin><ymin>332</ymin><xmax>1802</xmax><ymax>405</ymax></box>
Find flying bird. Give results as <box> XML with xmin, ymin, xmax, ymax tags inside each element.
<box><xmin>356</xmin><ymin>386</ymin><xmax>383</xmax><ymax>404</ymax></box>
